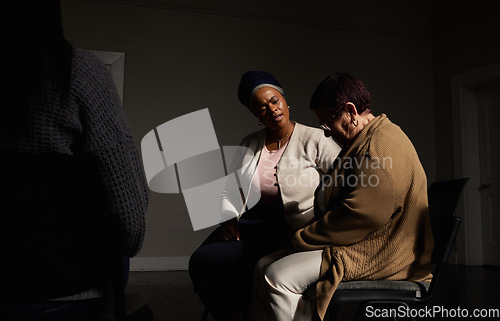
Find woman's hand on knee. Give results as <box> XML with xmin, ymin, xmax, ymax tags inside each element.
<box><xmin>218</xmin><ymin>218</ymin><xmax>240</xmax><ymax>242</ymax></box>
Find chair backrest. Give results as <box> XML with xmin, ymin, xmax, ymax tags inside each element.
<box><xmin>424</xmin><ymin>178</ymin><xmax>468</xmax><ymax>300</ymax></box>
<box><xmin>0</xmin><ymin>152</ymin><xmax>121</xmax><ymax>306</ymax></box>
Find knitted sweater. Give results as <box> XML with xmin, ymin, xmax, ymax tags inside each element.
<box><xmin>290</xmin><ymin>114</ymin><xmax>433</xmax><ymax>320</ymax></box>
<box><xmin>0</xmin><ymin>47</ymin><xmax>148</xmax><ymax>257</ymax></box>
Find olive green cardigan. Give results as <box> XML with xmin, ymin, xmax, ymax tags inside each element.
<box><xmin>290</xmin><ymin>114</ymin><xmax>434</xmax><ymax>320</ymax></box>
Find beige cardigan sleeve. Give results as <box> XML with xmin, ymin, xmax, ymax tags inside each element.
<box><xmin>291</xmin><ymin>156</ymin><xmax>397</xmax><ymax>250</ymax></box>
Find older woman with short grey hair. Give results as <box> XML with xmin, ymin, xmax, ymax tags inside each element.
<box><xmin>254</xmin><ymin>73</ymin><xmax>433</xmax><ymax>321</ymax></box>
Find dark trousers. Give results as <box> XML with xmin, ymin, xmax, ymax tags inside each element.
<box><xmin>188</xmin><ymin>202</ymin><xmax>290</xmax><ymax>321</ymax></box>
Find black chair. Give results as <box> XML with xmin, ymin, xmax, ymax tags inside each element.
<box><xmin>324</xmin><ymin>178</ymin><xmax>469</xmax><ymax>321</ymax></box>
<box><xmin>0</xmin><ymin>153</ymin><xmax>152</xmax><ymax>321</ymax></box>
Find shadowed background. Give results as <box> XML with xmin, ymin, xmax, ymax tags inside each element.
<box><xmin>59</xmin><ymin>0</ymin><xmax>500</xmax><ymax>270</ymax></box>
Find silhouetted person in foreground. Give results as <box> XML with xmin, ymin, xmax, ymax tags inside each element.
<box><xmin>0</xmin><ymin>0</ymin><xmax>148</xmax><ymax>307</ymax></box>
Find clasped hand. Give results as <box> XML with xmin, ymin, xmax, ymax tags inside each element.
<box><xmin>218</xmin><ymin>218</ymin><xmax>240</xmax><ymax>242</ymax></box>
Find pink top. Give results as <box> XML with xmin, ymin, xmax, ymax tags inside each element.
<box><xmin>254</xmin><ymin>140</ymin><xmax>289</xmax><ymax>204</ymax></box>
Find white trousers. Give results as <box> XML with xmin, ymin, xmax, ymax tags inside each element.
<box><xmin>252</xmin><ymin>249</ymin><xmax>323</xmax><ymax>321</ymax></box>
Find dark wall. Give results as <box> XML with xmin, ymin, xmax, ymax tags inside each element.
<box><xmin>62</xmin><ymin>0</ymin><xmax>436</xmax><ymax>267</ymax></box>
<box><xmin>432</xmin><ymin>0</ymin><xmax>500</xmax><ymax>180</ymax></box>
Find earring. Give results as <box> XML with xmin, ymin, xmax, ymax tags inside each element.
<box><xmin>288</xmin><ymin>106</ymin><xmax>290</xmax><ymax>109</ymax></box>
<box><xmin>353</xmin><ymin>119</ymin><xmax>358</xmax><ymax>127</ymax></box>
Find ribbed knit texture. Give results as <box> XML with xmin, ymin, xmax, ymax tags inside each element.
<box><xmin>0</xmin><ymin>47</ymin><xmax>148</xmax><ymax>257</ymax></box>
<box><xmin>290</xmin><ymin>114</ymin><xmax>433</xmax><ymax>320</ymax></box>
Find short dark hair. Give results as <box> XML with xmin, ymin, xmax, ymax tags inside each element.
<box><xmin>310</xmin><ymin>73</ymin><xmax>372</xmax><ymax>114</ymax></box>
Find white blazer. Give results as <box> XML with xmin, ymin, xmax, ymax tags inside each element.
<box><xmin>221</xmin><ymin>122</ymin><xmax>341</xmax><ymax>229</ymax></box>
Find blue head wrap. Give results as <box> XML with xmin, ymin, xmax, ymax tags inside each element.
<box><xmin>237</xmin><ymin>71</ymin><xmax>284</xmax><ymax>108</ymax></box>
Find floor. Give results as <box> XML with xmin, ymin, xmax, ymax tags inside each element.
<box><xmin>128</xmin><ymin>270</ymin><xmax>205</xmax><ymax>321</ymax></box>
<box><xmin>127</xmin><ymin>264</ymin><xmax>500</xmax><ymax>321</ymax></box>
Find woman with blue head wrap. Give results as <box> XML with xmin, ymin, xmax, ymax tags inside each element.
<box><xmin>189</xmin><ymin>71</ymin><xmax>341</xmax><ymax>321</ymax></box>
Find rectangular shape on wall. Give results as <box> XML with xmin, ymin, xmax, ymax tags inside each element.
<box><xmin>91</xmin><ymin>50</ymin><xmax>125</xmax><ymax>103</ymax></box>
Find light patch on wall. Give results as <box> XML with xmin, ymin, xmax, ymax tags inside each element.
<box><xmin>91</xmin><ymin>50</ymin><xmax>125</xmax><ymax>103</ymax></box>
